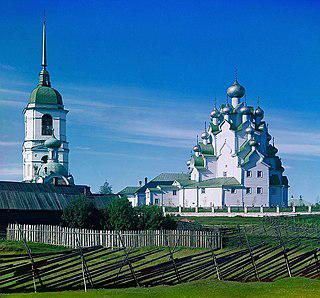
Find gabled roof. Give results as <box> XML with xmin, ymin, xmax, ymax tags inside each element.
<box><xmin>118</xmin><ymin>186</ymin><xmax>140</xmax><ymax>195</ymax></box>
<box><xmin>152</xmin><ymin>172</ymin><xmax>190</xmax><ymax>182</ymax></box>
<box><xmin>175</xmin><ymin>177</ymin><xmax>241</xmax><ymax>189</ymax></box>
<box><xmin>0</xmin><ymin>181</ymin><xmax>90</xmax><ymax>211</ymax></box>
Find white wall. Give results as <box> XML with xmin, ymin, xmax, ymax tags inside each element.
<box><xmin>23</xmin><ymin>104</ymin><xmax>69</xmax><ymax>181</ymax></box>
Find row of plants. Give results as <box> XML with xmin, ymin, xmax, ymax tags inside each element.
<box><xmin>62</xmin><ymin>196</ymin><xmax>177</xmax><ymax>230</ymax></box>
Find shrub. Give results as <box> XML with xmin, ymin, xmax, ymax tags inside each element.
<box><xmin>136</xmin><ymin>205</ymin><xmax>177</xmax><ymax>230</ymax></box>
<box><xmin>62</xmin><ymin>195</ymin><xmax>102</xmax><ymax>229</ymax></box>
<box><xmin>106</xmin><ymin>197</ymin><xmax>137</xmax><ymax>230</ymax></box>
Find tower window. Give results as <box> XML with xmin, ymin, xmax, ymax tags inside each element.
<box><xmin>173</xmin><ymin>190</ymin><xmax>177</xmax><ymax>196</ymax></box>
<box><xmin>257</xmin><ymin>171</ymin><xmax>263</xmax><ymax>178</ymax></box>
<box><xmin>246</xmin><ymin>187</ymin><xmax>252</xmax><ymax>194</ymax></box>
<box><xmin>42</xmin><ymin>114</ymin><xmax>53</xmax><ymax>135</ymax></box>
<box><xmin>231</xmin><ymin>188</ymin><xmax>237</xmax><ymax>194</ymax></box>
<box><xmin>41</xmin><ymin>155</ymin><xmax>48</xmax><ymax>163</ymax></box>
<box><xmin>201</xmin><ymin>188</ymin><xmax>206</xmax><ymax>194</ymax></box>
<box><xmin>223</xmin><ymin>171</ymin><xmax>227</xmax><ymax>177</ymax></box>
<box><xmin>257</xmin><ymin>187</ymin><xmax>263</xmax><ymax>194</ymax></box>
<box><xmin>246</xmin><ymin>171</ymin><xmax>252</xmax><ymax>178</ymax></box>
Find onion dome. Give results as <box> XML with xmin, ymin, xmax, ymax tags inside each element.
<box><xmin>254</xmin><ymin>106</ymin><xmax>264</xmax><ymax>118</ymax></box>
<box><xmin>201</xmin><ymin>131</ymin><xmax>209</xmax><ymax>139</ymax></box>
<box><xmin>249</xmin><ymin>139</ymin><xmax>258</xmax><ymax>147</ymax></box>
<box><xmin>227</xmin><ymin>80</ymin><xmax>245</xmax><ymax>98</ymax></box>
<box><xmin>186</xmin><ymin>160</ymin><xmax>191</xmax><ymax>167</ymax></box>
<box><xmin>210</xmin><ymin>107</ymin><xmax>220</xmax><ymax>118</ymax></box>
<box><xmin>240</xmin><ymin>104</ymin><xmax>251</xmax><ymax>115</ymax></box>
<box><xmin>44</xmin><ymin>135</ymin><xmax>61</xmax><ymax>149</ymax></box>
<box><xmin>30</xmin><ymin>86</ymin><xmax>63</xmax><ymax>105</ymax></box>
<box><xmin>38</xmin><ymin>162</ymin><xmax>68</xmax><ymax>178</ymax></box>
<box><xmin>193</xmin><ymin>145</ymin><xmax>200</xmax><ymax>152</ymax></box>
<box><xmin>245</xmin><ymin>126</ymin><xmax>254</xmax><ymax>134</ymax></box>
<box><xmin>222</xmin><ymin>104</ymin><xmax>232</xmax><ymax>115</ymax></box>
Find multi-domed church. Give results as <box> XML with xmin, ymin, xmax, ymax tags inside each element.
<box><xmin>121</xmin><ymin>79</ymin><xmax>289</xmax><ymax>208</ymax></box>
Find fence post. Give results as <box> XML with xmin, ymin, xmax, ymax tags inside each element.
<box><xmin>292</xmin><ymin>206</ymin><xmax>296</xmax><ymax>213</ymax></box>
<box><xmin>260</xmin><ymin>206</ymin><xmax>264</xmax><ymax>213</ymax></box>
<box><xmin>227</xmin><ymin>206</ymin><xmax>231</xmax><ymax>213</ymax></box>
<box><xmin>309</xmin><ymin>206</ymin><xmax>312</xmax><ymax>213</ymax></box>
<box><xmin>244</xmin><ymin>206</ymin><xmax>248</xmax><ymax>213</ymax></box>
<box><xmin>276</xmin><ymin>206</ymin><xmax>280</xmax><ymax>213</ymax></box>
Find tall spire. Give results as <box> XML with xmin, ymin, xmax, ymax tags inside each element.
<box><xmin>42</xmin><ymin>15</ymin><xmax>47</xmax><ymax>69</ymax></box>
<box><xmin>38</xmin><ymin>16</ymin><xmax>51</xmax><ymax>87</ymax></box>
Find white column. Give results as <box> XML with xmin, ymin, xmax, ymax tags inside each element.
<box><xmin>244</xmin><ymin>206</ymin><xmax>248</xmax><ymax>213</ymax></box>
<box><xmin>276</xmin><ymin>206</ymin><xmax>280</xmax><ymax>213</ymax></box>
<box><xmin>260</xmin><ymin>206</ymin><xmax>264</xmax><ymax>213</ymax></box>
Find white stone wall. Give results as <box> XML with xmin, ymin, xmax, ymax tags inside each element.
<box><xmin>23</xmin><ymin>104</ymin><xmax>69</xmax><ymax>182</ymax></box>
<box><xmin>242</xmin><ymin>161</ymin><xmax>269</xmax><ymax>207</ymax></box>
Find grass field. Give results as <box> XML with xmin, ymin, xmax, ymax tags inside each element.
<box><xmin>0</xmin><ymin>240</ymin><xmax>70</xmax><ymax>254</ymax></box>
<box><xmin>2</xmin><ymin>277</ymin><xmax>320</xmax><ymax>298</ymax></box>
<box><xmin>181</xmin><ymin>214</ymin><xmax>320</xmax><ymax>227</ymax></box>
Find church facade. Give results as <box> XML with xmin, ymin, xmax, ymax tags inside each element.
<box><xmin>22</xmin><ymin>20</ymin><xmax>73</xmax><ymax>185</ymax></box>
<box><xmin>120</xmin><ymin>80</ymin><xmax>289</xmax><ymax>208</ymax></box>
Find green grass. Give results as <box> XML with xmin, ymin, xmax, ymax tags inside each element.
<box><xmin>0</xmin><ymin>240</ymin><xmax>70</xmax><ymax>254</ymax></box>
<box><xmin>181</xmin><ymin>215</ymin><xmax>320</xmax><ymax>227</ymax></box>
<box><xmin>2</xmin><ymin>278</ymin><xmax>320</xmax><ymax>298</ymax></box>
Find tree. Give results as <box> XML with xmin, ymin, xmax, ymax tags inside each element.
<box><xmin>62</xmin><ymin>195</ymin><xmax>102</xmax><ymax>229</ymax></box>
<box><xmin>106</xmin><ymin>197</ymin><xmax>137</xmax><ymax>230</ymax></box>
<box><xmin>136</xmin><ymin>205</ymin><xmax>177</xmax><ymax>230</ymax></box>
<box><xmin>99</xmin><ymin>180</ymin><xmax>113</xmax><ymax>194</ymax></box>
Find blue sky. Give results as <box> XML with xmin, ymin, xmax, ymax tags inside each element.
<box><xmin>0</xmin><ymin>0</ymin><xmax>320</xmax><ymax>201</ymax></box>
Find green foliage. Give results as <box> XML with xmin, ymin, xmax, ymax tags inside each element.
<box><xmin>136</xmin><ymin>205</ymin><xmax>177</xmax><ymax>230</ymax></box>
<box><xmin>62</xmin><ymin>195</ymin><xmax>102</xmax><ymax>229</ymax></box>
<box><xmin>62</xmin><ymin>196</ymin><xmax>176</xmax><ymax>231</ymax></box>
<box><xmin>106</xmin><ymin>197</ymin><xmax>137</xmax><ymax>230</ymax></box>
<box><xmin>99</xmin><ymin>180</ymin><xmax>113</xmax><ymax>194</ymax></box>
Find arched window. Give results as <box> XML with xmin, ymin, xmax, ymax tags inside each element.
<box><xmin>42</xmin><ymin>114</ymin><xmax>52</xmax><ymax>135</ymax></box>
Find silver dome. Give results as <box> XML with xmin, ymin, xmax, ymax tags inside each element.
<box><xmin>222</xmin><ymin>104</ymin><xmax>232</xmax><ymax>115</ymax></box>
<box><xmin>240</xmin><ymin>104</ymin><xmax>251</xmax><ymax>115</ymax></box>
<box><xmin>227</xmin><ymin>80</ymin><xmax>245</xmax><ymax>98</ymax></box>
<box><xmin>249</xmin><ymin>139</ymin><xmax>258</xmax><ymax>147</ymax></box>
<box><xmin>245</xmin><ymin>126</ymin><xmax>254</xmax><ymax>134</ymax></box>
<box><xmin>193</xmin><ymin>145</ymin><xmax>200</xmax><ymax>152</ymax></box>
<box><xmin>186</xmin><ymin>160</ymin><xmax>191</xmax><ymax>166</ymax></box>
<box><xmin>255</xmin><ymin>106</ymin><xmax>264</xmax><ymax>117</ymax></box>
<box><xmin>201</xmin><ymin>131</ymin><xmax>209</xmax><ymax>139</ymax></box>
<box><xmin>210</xmin><ymin>107</ymin><xmax>220</xmax><ymax>118</ymax></box>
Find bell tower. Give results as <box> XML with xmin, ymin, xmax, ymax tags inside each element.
<box><xmin>22</xmin><ymin>19</ymin><xmax>69</xmax><ymax>182</ymax></box>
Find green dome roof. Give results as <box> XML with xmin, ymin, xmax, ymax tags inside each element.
<box><xmin>30</xmin><ymin>86</ymin><xmax>63</xmax><ymax>105</ymax></box>
<box><xmin>38</xmin><ymin>162</ymin><xmax>68</xmax><ymax>178</ymax></box>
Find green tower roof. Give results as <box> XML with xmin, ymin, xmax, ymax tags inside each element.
<box><xmin>30</xmin><ymin>86</ymin><xmax>62</xmax><ymax>105</ymax></box>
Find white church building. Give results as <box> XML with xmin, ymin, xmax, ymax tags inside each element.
<box><xmin>22</xmin><ymin>20</ymin><xmax>73</xmax><ymax>185</ymax></box>
<box><xmin>120</xmin><ymin>79</ymin><xmax>289</xmax><ymax>208</ymax></box>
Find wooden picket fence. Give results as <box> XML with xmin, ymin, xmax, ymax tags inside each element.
<box><xmin>6</xmin><ymin>224</ymin><xmax>222</xmax><ymax>249</ymax></box>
